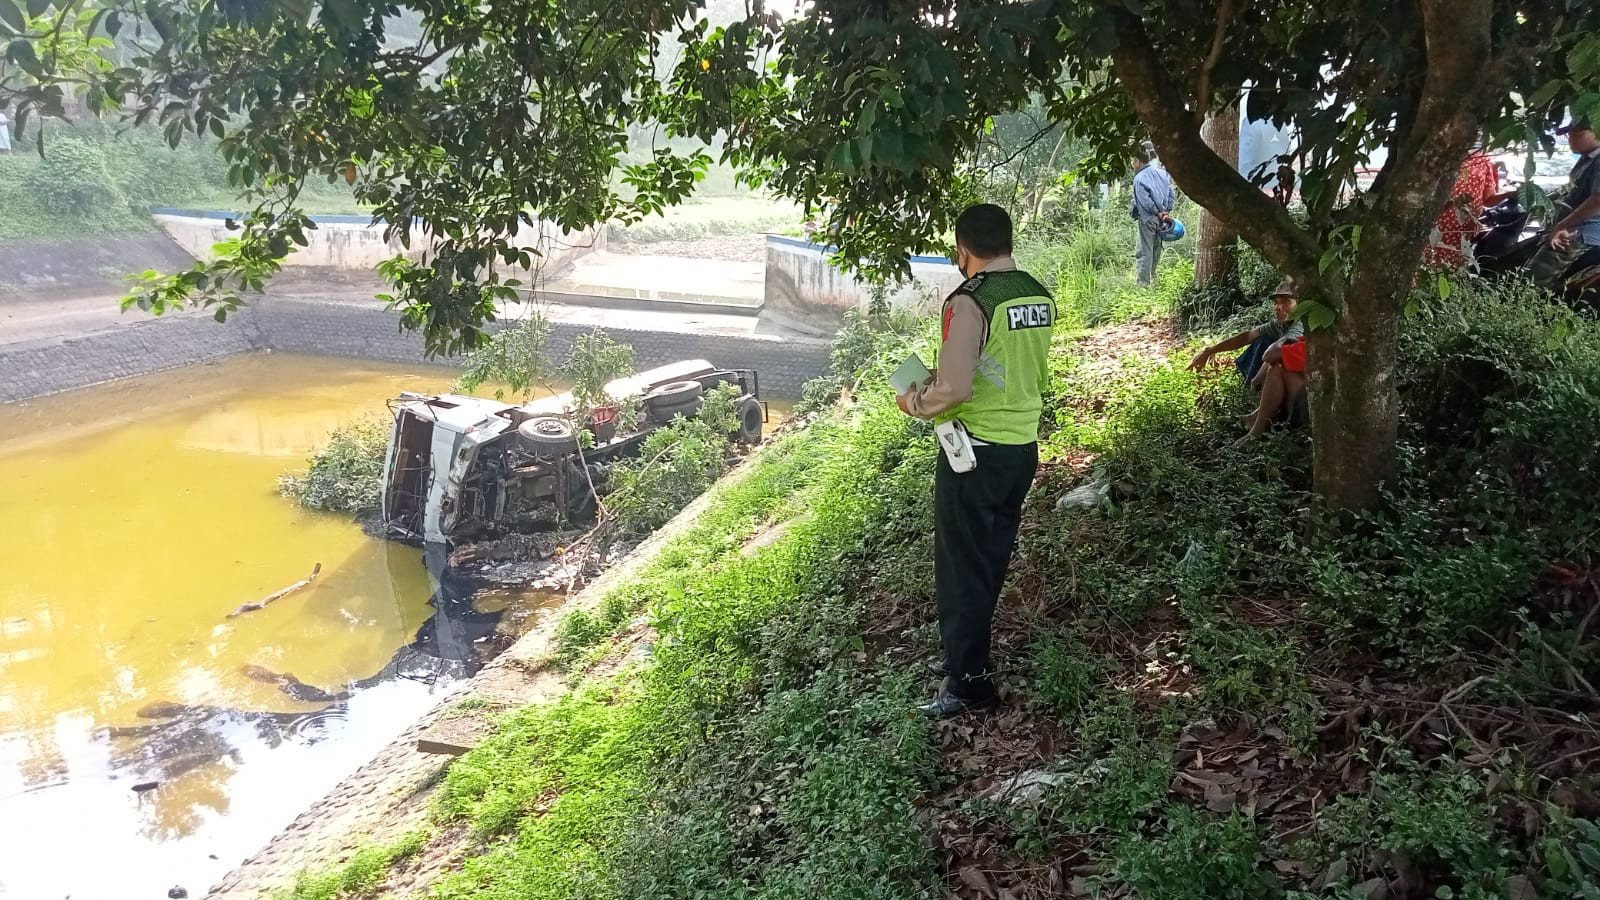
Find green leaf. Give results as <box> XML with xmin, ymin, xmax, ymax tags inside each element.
<box><xmin>1577</xmin><ymin>841</ymin><xmax>1600</xmax><ymax>872</ymax></box>
<box><xmin>23</xmin><ymin>0</ymin><xmax>44</xmax><ymax>18</ymax></box>
<box><xmin>1296</xmin><ymin>299</ymin><xmax>1337</xmax><ymax>331</ymax></box>
<box><xmin>6</xmin><ymin>38</ymin><xmax>42</xmax><ymax>76</ymax></box>
<box><xmin>1573</xmin><ymin>34</ymin><xmax>1600</xmax><ymax>82</ymax></box>
<box><xmin>1318</xmin><ymin>245</ymin><xmax>1342</xmax><ymax>274</ymax></box>
<box><xmin>0</xmin><ymin>0</ymin><xmax>22</xmax><ymax>35</ymax></box>
<box><xmin>1435</xmin><ymin>273</ymin><xmax>1452</xmax><ymax>300</ymax></box>
<box><xmin>1546</xmin><ymin>317</ymin><xmax>1573</xmax><ymax>349</ymax></box>
<box><xmin>1525</xmin><ymin>78</ymin><xmax>1566</xmax><ymax>112</ymax></box>
<box><xmin>1547</xmin><ymin>845</ymin><xmax>1571</xmax><ymax>879</ymax></box>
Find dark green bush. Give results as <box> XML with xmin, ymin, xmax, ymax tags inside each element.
<box><xmin>1314</xmin><ymin>277</ymin><xmax>1600</xmax><ymax>660</ymax></box>
<box><xmin>277</xmin><ymin>418</ymin><xmax>390</xmax><ymax>513</ymax></box>
<box><xmin>1051</xmin><ymin>273</ymin><xmax>1600</xmax><ymax>667</ymax></box>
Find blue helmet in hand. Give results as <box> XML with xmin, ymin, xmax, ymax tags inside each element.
<box><xmin>1159</xmin><ymin>218</ymin><xmax>1186</xmax><ymax>242</ymax></box>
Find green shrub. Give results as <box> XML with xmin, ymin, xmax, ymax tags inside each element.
<box><xmin>1536</xmin><ymin>814</ymin><xmax>1600</xmax><ymax>898</ymax></box>
<box><xmin>1028</xmin><ymin>628</ymin><xmax>1110</xmax><ymax>721</ymax></box>
<box><xmin>1108</xmin><ymin>805</ymin><xmax>1280</xmax><ymax>900</ymax></box>
<box><xmin>277</xmin><ymin>418</ymin><xmax>390</xmax><ymax>514</ymax></box>
<box><xmin>1313</xmin><ymin>277</ymin><xmax>1600</xmax><ymax>660</ymax></box>
<box><xmin>1038</xmin><ymin>741</ymin><xmax>1174</xmax><ymax>839</ymax></box>
<box><xmin>607</xmin><ymin>415</ymin><xmax>731</xmax><ymax>539</ymax></box>
<box><xmin>1312</xmin><ymin>750</ymin><xmax>1513</xmax><ymax>897</ymax></box>
<box><xmin>1183</xmin><ymin>608</ymin><xmax>1317</xmax><ymax>717</ymax></box>
<box><xmin>793</xmin><ymin>309</ymin><xmax>920</xmax><ymax>414</ymax></box>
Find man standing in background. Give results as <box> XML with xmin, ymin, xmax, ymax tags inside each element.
<box><xmin>896</xmin><ymin>204</ymin><xmax>1055</xmax><ymax>718</ymax></box>
<box><xmin>1130</xmin><ymin>146</ymin><xmax>1175</xmax><ymax>284</ymax></box>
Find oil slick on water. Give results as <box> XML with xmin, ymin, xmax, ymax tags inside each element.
<box><xmin>0</xmin><ymin>354</ymin><xmax>553</xmax><ymax>900</ymax></box>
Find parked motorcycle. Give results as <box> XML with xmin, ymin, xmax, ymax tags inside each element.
<box><xmin>1473</xmin><ymin>195</ymin><xmax>1600</xmax><ymax>307</ymax></box>
<box><xmin>1471</xmin><ymin>197</ymin><xmax>1531</xmax><ymax>270</ymax></box>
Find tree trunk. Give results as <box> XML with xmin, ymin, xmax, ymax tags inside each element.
<box><xmin>1306</xmin><ymin>249</ymin><xmax>1407</xmax><ymax>513</ymax></box>
<box><xmin>1195</xmin><ymin>107</ymin><xmax>1241</xmax><ymax>285</ymax></box>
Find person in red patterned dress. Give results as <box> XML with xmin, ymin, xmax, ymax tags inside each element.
<box><xmin>1425</xmin><ymin>150</ymin><xmax>1505</xmax><ymax>269</ymax></box>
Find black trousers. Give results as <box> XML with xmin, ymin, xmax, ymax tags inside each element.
<box><xmin>934</xmin><ymin>440</ymin><xmax>1038</xmax><ymax>700</ymax></box>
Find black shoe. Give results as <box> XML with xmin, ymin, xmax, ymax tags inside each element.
<box><xmin>919</xmin><ymin>687</ymin><xmax>998</xmax><ymax>719</ymax></box>
<box><xmin>925</xmin><ymin>658</ymin><xmax>948</xmax><ymax>678</ymax></box>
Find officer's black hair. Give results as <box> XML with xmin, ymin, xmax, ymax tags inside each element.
<box><xmin>953</xmin><ymin>203</ymin><xmax>1013</xmax><ymax>257</ymax></box>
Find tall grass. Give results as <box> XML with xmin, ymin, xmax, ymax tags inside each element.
<box><xmin>1016</xmin><ymin>193</ymin><xmax>1199</xmax><ymax>328</ymax></box>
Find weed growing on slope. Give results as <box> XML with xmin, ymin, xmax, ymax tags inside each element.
<box><xmin>1028</xmin><ymin>628</ymin><xmax>1110</xmax><ymax>721</ymax></box>
<box><xmin>273</xmin><ymin>830</ymin><xmax>427</xmax><ymax>900</ymax></box>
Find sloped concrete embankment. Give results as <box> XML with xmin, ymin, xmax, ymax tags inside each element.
<box><xmin>0</xmin><ymin>232</ymin><xmax>197</xmax><ymax>299</ymax></box>
<box><xmin>205</xmin><ymin>454</ymin><xmax>770</xmax><ymax>898</ymax></box>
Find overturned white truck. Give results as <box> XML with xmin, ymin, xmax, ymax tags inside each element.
<box><xmin>380</xmin><ymin>360</ymin><xmax>766</xmax><ymax>544</ymax></box>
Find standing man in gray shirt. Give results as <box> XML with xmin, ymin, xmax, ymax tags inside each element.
<box><xmin>1129</xmin><ymin>146</ymin><xmax>1175</xmax><ymax>285</ymax></box>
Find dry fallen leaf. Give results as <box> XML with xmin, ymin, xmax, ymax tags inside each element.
<box><xmin>959</xmin><ymin>865</ymin><xmax>997</xmax><ymax>899</ymax></box>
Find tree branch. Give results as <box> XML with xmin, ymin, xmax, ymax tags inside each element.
<box><xmin>1359</xmin><ymin>0</ymin><xmax>1494</xmax><ymax>254</ymax></box>
<box><xmin>1193</xmin><ymin>0</ymin><xmax>1238</xmax><ymax>128</ymax></box>
<box><xmin>1109</xmin><ymin>12</ymin><xmax>1327</xmax><ymax>297</ymax></box>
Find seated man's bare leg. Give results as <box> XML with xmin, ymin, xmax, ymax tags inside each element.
<box><xmin>1248</xmin><ymin>366</ymin><xmax>1285</xmax><ymax>436</ymax></box>
<box><xmin>1283</xmin><ymin>371</ymin><xmax>1306</xmax><ymax>407</ymax></box>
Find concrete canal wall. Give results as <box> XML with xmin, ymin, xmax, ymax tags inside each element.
<box><xmin>1</xmin><ymin>296</ymin><xmax>831</xmax><ymax>404</ymax></box>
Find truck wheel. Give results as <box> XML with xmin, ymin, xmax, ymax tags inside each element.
<box><xmin>518</xmin><ymin>415</ymin><xmax>579</xmax><ymax>457</ymax></box>
<box><xmin>736</xmin><ymin>397</ymin><xmax>764</xmax><ymax>445</ymax></box>
<box><xmin>644</xmin><ymin>380</ymin><xmax>704</xmax><ymax>413</ymax></box>
<box><xmin>649</xmin><ymin>397</ymin><xmax>703</xmax><ymax>423</ymax></box>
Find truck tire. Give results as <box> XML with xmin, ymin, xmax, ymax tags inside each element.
<box><xmin>736</xmin><ymin>397</ymin><xmax>764</xmax><ymax>445</ymax></box>
<box><xmin>649</xmin><ymin>397</ymin><xmax>703</xmax><ymax>423</ymax></box>
<box><xmin>518</xmin><ymin>415</ymin><xmax>579</xmax><ymax>457</ymax></box>
<box><xmin>644</xmin><ymin>380</ymin><xmax>704</xmax><ymax>414</ymax></box>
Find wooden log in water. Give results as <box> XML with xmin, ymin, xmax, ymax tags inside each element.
<box><xmin>226</xmin><ymin>563</ymin><xmax>323</xmax><ymax>618</ymax></box>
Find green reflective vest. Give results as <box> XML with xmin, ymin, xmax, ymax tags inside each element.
<box><xmin>935</xmin><ymin>270</ymin><xmax>1055</xmax><ymax>445</ymax></box>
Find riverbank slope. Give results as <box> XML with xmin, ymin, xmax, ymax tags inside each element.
<box><xmin>263</xmin><ymin>262</ymin><xmax>1600</xmax><ymax>900</ymax></box>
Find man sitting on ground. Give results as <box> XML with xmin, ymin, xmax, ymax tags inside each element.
<box><xmin>1187</xmin><ymin>281</ymin><xmax>1300</xmax><ymax>383</ymax></box>
<box><xmin>1243</xmin><ymin>335</ymin><xmax>1307</xmax><ymax>436</ymax></box>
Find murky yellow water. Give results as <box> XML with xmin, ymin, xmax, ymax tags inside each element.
<box><xmin>0</xmin><ymin>354</ymin><xmax>519</xmax><ymax>900</ymax></box>
<box><xmin>0</xmin><ymin>350</ymin><xmax>793</xmax><ymax>899</ymax></box>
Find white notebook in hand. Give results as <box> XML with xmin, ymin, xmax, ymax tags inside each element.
<box><xmin>888</xmin><ymin>353</ymin><xmax>932</xmax><ymax>394</ymax></box>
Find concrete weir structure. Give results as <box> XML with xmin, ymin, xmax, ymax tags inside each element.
<box><xmin>763</xmin><ymin>235</ymin><xmax>964</xmax><ymax>335</ymax></box>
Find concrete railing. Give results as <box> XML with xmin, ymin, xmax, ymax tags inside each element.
<box><xmin>763</xmin><ymin>235</ymin><xmax>962</xmax><ymax>335</ymax></box>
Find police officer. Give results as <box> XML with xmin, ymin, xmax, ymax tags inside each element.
<box><xmin>896</xmin><ymin>204</ymin><xmax>1055</xmax><ymax>718</ymax></box>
